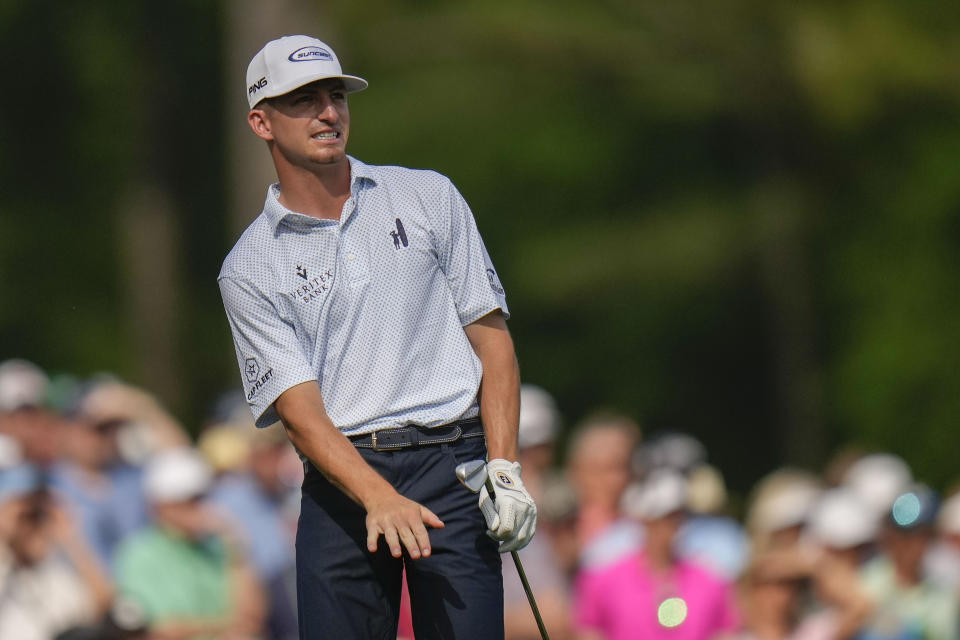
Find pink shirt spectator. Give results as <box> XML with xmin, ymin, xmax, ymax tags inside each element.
<box><xmin>575</xmin><ymin>551</ymin><xmax>739</xmax><ymax>640</ymax></box>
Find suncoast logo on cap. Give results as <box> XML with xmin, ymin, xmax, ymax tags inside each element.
<box><xmin>288</xmin><ymin>46</ymin><xmax>333</xmax><ymax>62</ymax></box>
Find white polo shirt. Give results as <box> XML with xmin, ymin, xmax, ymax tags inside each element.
<box><xmin>218</xmin><ymin>157</ymin><xmax>508</xmax><ymax>434</ymax></box>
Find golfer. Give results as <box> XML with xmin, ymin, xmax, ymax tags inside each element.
<box><xmin>218</xmin><ymin>35</ymin><xmax>536</xmax><ymax>639</ymax></box>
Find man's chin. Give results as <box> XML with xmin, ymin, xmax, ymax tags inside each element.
<box><xmin>309</xmin><ymin>148</ymin><xmax>347</xmax><ymax>166</ymax></box>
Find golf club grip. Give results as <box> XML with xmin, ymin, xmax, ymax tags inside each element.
<box><xmin>486</xmin><ymin>478</ymin><xmax>551</xmax><ymax>640</ymax></box>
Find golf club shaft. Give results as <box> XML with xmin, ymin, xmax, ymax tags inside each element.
<box><xmin>511</xmin><ymin>549</ymin><xmax>550</xmax><ymax>640</ymax></box>
<box><xmin>486</xmin><ymin>478</ymin><xmax>551</xmax><ymax>640</ymax></box>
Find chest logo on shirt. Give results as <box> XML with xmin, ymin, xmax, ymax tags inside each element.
<box><xmin>389</xmin><ymin>218</ymin><xmax>409</xmax><ymax>250</ymax></box>
<box><xmin>288</xmin><ymin>268</ymin><xmax>334</xmax><ymax>304</ymax></box>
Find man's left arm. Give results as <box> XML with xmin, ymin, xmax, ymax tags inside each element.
<box><xmin>463</xmin><ymin>310</ymin><xmax>520</xmax><ymax>461</ymax></box>
<box><xmin>464</xmin><ymin>310</ymin><xmax>537</xmax><ymax>552</ymax></box>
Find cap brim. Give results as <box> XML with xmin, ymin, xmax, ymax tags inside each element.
<box><xmin>254</xmin><ymin>73</ymin><xmax>368</xmax><ymax>108</ymax></box>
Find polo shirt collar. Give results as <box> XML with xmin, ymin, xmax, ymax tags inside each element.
<box><xmin>264</xmin><ymin>156</ymin><xmax>377</xmax><ymax>229</ymax></box>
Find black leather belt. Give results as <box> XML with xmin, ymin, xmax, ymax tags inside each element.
<box><xmin>349</xmin><ymin>418</ymin><xmax>484</xmax><ymax>451</ymax></box>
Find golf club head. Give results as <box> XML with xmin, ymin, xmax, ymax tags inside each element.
<box><xmin>455</xmin><ymin>459</ymin><xmax>487</xmax><ymax>494</ymax></box>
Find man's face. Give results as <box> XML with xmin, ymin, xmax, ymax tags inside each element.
<box><xmin>251</xmin><ymin>79</ymin><xmax>351</xmax><ymax>170</ymax></box>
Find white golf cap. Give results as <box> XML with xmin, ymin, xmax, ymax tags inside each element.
<box><xmin>805</xmin><ymin>487</ymin><xmax>878</xmax><ymax>549</ymax></box>
<box><xmin>518</xmin><ymin>384</ymin><xmax>560</xmax><ymax>449</ymax></box>
<box><xmin>246</xmin><ymin>35</ymin><xmax>368</xmax><ymax>108</ymax></box>
<box><xmin>144</xmin><ymin>447</ymin><xmax>213</xmax><ymax>503</ymax></box>
<box><xmin>747</xmin><ymin>472</ymin><xmax>823</xmax><ymax>535</ymax></box>
<box><xmin>842</xmin><ymin>453</ymin><xmax>912</xmax><ymax>517</ymax></box>
<box><xmin>623</xmin><ymin>469</ymin><xmax>688</xmax><ymax>521</ymax></box>
<box><xmin>0</xmin><ymin>359</ymin><xmax>48</xmax><ymax>411</ymax></box>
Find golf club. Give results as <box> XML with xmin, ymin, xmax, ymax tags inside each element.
<box><xmin>455</xmin><ymin>460</ymin><xmax>551</xmax><ymax>640</ymax></box>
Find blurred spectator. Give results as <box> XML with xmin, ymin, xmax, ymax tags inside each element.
<box><xmin>804</xmin><ymin>487</ymin><xmax>879</xmax><ymax>571</ymax></box>
<box><xmin>77</xmin><ymin>381</ymin><xmax>190</xmax><ymax>465</ymax></box>
<box><xmin>515</xmin><ymin>384</ymin><xmax>562</xmax><ymax>503</ymax></box>
<box><xmin>209</xmin><ymin>424</ymin><xmax>301</xmax><ymax>640</ymax></box>
<box><xmin>841</xmin><ymin>453</ymin><xmax>912</xmax><ymax>521</ymax></box>
<box><xmin>746</xmin><ymin>469</ymin><xmax>823</xmax><ymax>553</ymax></box>
<box><xmin>857</xmin><ymin>484</ymin><xmax>958</xmax><ymax>640</ymax></box>
<box><xmin>634</xmin><ymin>431</ymin><xmax>706</xmax><ymax>477</ymax></box>
<box><xmin>0</xmin><ymin>359</ymin><xmax>64</xmax><ymax>470</ymax></box>
<box><xmin>732</xmin><ymin>546</ymin><xmax>871</xmax><ymax>640</ymax></box>
<box><xmin>566</xmin><ymin>411</ymin><xmax>643</xmax><ymax>569</ymax></box>
<box><xmin>114</xmin><ymin>447</ymin><xmax>265</xmax><ymax>639</ymax></box>
<box><xmin>574</xmin><ymin>470</ymin><xmax>738</xmax><ymax>640</ymax></box>
<box><xmin>0</xmin><ymin>433</ymin><xmax>37</xmax><ymax>505</ymax></box>
<box><xmin>0</xmin><ymin>480</ymin><xmax>114</xmax><ymax>640</ymax></box>
<box><xmin>924</xmin><ymin>490</ymin><xmax>960</xmax><ymax>589</ymax></box>
<box><xmin>53</xmin><ymin>595</ymin><xmax>152</xmax><ymax>640</ymax></box>
<box><xmin>49</xmin><ymin>409</ymin><xmax>150</xmax><ymax>572</ymax></box>
<box><xmin>504</xmin><ymin>384</ymin><xmax>572</xmax><ymax>640</ymax></box>
<box><xmin>736</xmin><ymin>484</ymin><xmax>875</xmax><ymax>640</ymax></box>
<box><xmin>678</xmin><ymin>464</ymin><xmax>749</xmax><ymax>581</ymax></box>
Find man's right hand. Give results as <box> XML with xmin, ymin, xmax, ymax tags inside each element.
<box><xmin>275</xmin><ymin>383</ymin><xmax>445</xmax><ymax>560</ymax></box>
<box><xmin>364</xmin><ymin>491</ymin><xmax>444</xmax><ymax>559</ymax></box>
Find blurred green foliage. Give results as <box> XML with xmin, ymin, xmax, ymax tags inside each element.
<box><xmin>2</xmin><ymin>0</ymin><xmax>960</xmax><ymax>491</ymax></box>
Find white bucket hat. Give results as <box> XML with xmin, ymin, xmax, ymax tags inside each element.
<box><xmin>246</xmin><ymin>35</ymin><xmax>368</xmax><ymax>108</ymax></box>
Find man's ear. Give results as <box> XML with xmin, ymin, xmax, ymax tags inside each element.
<box><xmin>248</xmin><ymin>108</ymin><xmax>274</xmax><ymax>141</ymax></box>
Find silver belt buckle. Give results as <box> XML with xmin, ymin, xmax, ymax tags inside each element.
<box><xmin>371</xmin><ymin>430</ymin><xmax>382</xmax><ymax>451</ymax></box>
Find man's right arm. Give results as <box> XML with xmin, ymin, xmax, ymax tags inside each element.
<box><xmin>274</xmin><ymin>381</ymin><xmax>443</xmax><ymax>559</ymax></box>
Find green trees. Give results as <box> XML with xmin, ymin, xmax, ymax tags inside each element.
<box><xmin>2</xmin><ymin>0</ymin><xmax>959</xmax><ymax>489</ymax></box>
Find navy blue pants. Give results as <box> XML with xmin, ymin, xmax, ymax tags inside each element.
<box><xmin>296</xmin><ymin>435</ymin><xmax>503</xmax><ymax>640</ymax></box>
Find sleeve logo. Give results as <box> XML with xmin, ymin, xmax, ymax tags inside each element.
<box><xmin>244</xmin><ymin>358</ymin><xmax>261</xmax><ymax>382</ymax></box>
<box><xmin>486</xmin><ymin>268</ymin><xmax>505</xmax><ymax>295</ymax></box>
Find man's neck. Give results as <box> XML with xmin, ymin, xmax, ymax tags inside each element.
<box><xmin>276</xmin><ymin>159</ymin><xmax>352</xmax><ymax>221</ymax></box>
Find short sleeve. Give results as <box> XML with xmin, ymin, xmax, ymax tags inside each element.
<box><xmin>218</xmin><ymin>276</ymin><xmax>317</xmax><ymax>428</ymax></box>
<box><xmin>436</xmin><ymin>180</ymin><xmax>509</xmax><ymax>325</ymax></box>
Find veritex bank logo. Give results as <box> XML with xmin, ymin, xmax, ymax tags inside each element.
<box><xmin>288</xmin><ymin>46</ymin><xmax>332</xmax><ymax>62</ymax></box>
<box><xmin>288</xmin><ymin>267</ymin><xmax>334</xmax><ymax>304</ymax></box>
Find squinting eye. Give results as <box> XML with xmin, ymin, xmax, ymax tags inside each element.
<box><xmin>331</xmin><ymin>92</ymin><xmax>346</xmax><ymax>101</ymax></box>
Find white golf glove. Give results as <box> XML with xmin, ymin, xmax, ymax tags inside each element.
<box><xmin>478</xmin><ymin>459</ymin><xmax>537</xmax><ymax>552</ymax></box>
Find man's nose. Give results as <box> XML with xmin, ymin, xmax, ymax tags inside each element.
<box><xmin>317</xmin><ymin>98</ymin><xmax>338</xmax><ymax>121</ymax></box>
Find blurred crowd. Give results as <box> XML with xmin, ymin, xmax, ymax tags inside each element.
<box><xmin>2</xmin><ymin>358</ymin><xmax>960</xmax><ymax>640</ymax></box>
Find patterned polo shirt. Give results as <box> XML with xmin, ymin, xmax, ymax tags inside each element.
<box><xmin>218</xmin><ymin>157</ymin><xmax>508</xmax><ymax>434</ymax></box>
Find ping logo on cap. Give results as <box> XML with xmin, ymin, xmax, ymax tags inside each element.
<box><xmin>288</xmin><ymin>46</ymin><xmax>333</xmax><ymax>62</ymax></box>
<box><xmin>497</xmin><ymin>472</ymin><xmax>513</xmax><ymax>486</ymax></box>
<box><xmin>248</xmin><ymin>76</ymin><xmax>267</xmax><ymax>96</ymax></box>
